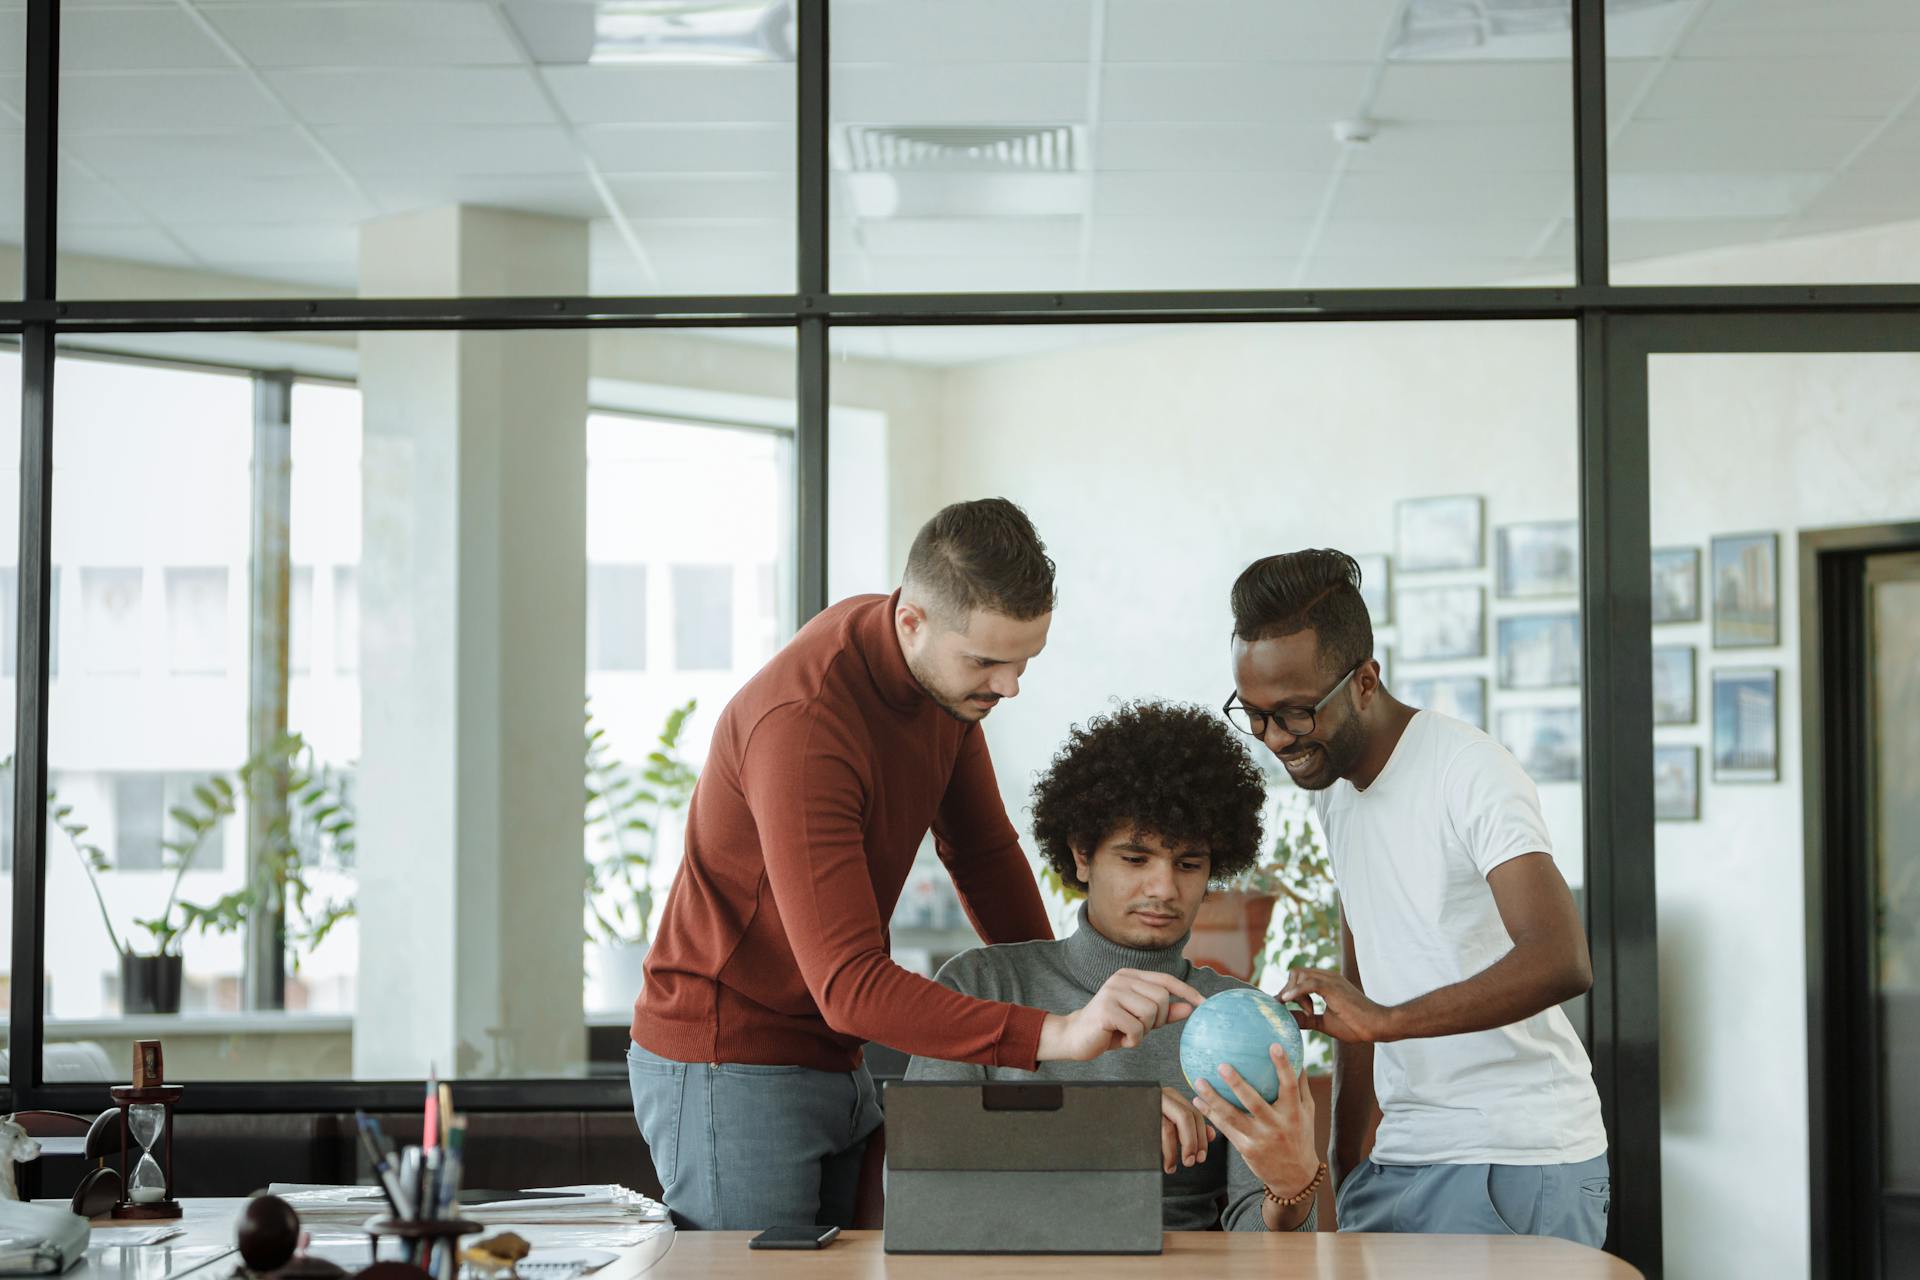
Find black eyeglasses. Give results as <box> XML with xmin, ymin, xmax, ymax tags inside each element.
<box><xmin>1223</xmin><ymin>664</ymin><xmax>1360</xmax><ymax>739</ymax></box>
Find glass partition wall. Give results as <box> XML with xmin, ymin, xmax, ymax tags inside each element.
<box><xmin>10</xmin><ymin>3</ymin><xmax>1920</xmax><ymax>1276</ymax></box>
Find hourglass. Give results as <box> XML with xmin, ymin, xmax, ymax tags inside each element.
<box><xmin>110</xmin><ymin>1075</ymin><xmax>183</xmax><ymax>1219</ymax></box>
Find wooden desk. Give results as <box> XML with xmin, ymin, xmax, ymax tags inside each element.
<box><xmin>634</xmin><ymin>1231</ymin><xmax>1644</xmax><ymax>1278</ymax></box>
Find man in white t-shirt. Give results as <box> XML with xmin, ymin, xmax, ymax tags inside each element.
<box><xmin>1216</xmin><ymin>548</ymin><xmax>1609</xmax><ymax>1247</ymax></box>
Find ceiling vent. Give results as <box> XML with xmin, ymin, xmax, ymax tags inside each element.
<box><xmin>839</xmin><ymin>125</ymin><xmax>1083</xmax><ymax>174</ymax></box>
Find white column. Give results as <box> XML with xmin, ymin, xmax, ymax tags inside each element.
<box><xmin>353</xmin><ymin>207</ymin><xmax>589</xmax><ymax>1078</ymax></box>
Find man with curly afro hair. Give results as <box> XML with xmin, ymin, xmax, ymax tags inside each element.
<box><xmin>907</xmin><ymin>700</ymin><xmax>1321</xmax><ymax>1234</ymax></box>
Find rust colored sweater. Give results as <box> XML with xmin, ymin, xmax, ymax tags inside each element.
<box><xmin>630</xmin><ymin>592</ymin><xmax>1055</xmax><ymax>1073</ymax></box>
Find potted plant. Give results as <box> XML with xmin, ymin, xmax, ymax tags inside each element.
<box><xmin>584</xmin><ymin>698</ymin><xmax>699</xmax><ymax>1011</ymax></box>
<box><xmin>45</xmin><ymin>731</ymin><xmax>357</xmax><ymax>1015</ymax></box>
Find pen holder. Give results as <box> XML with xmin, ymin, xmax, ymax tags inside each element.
<box><xmin>362</xmin><ymin>1216</ymin><xmax>481</xmax><ymax>1280</ymax></box>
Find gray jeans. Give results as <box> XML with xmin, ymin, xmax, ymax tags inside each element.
<box><xmin>627</xmin><ymin>1042</ymin><xmax>884</xmax><ymax>1231</ymax></box>
<box><xmin>1336</xmin><ymin>1152</ymin><xmax>1611</xmax><ymax>1247</ymax></box>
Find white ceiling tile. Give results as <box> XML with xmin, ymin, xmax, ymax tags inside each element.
<box><xmin>0</xmin><ymin>8</ymin><xmax>25</xmax><ymax>65</ymax></box>
<box><xmin>609</xmin><ymin>174</ymin><xmax>793</xmax><ymax>220</ymax></box>
<box><xmin>60</xmin><ymin>71</ymin><xmax>287</xmax><ymax>131</ymax></box>
<box><xmin>0</xmin><ymin>75</ymin><xmax>20</xmax><ymax>114</ymax></box>
<box><xmin>318</xmin><ymin>124</ymin><xmax>581</xmax><ymax>176</ymax></box>
<box><xmin>543</xmin><ymin>64</ymin><xmax>794</xmax><ymax>125</ymax></box>
<box><xmin>832</xmin><ymin>64</ymin><xmax>1089</xmax><ymax>124</ymax></box>
<box><xmin>169</xmin><ymin>222</ymin><xmax>359</xmax><ymax>265</ymax></box>
<box><xmin>1311</xmin><ymin>215</ymin><xmax>1550</xmax><ymax>259</ymax></box>
<box><xmin>625</xmin><ymin>219</ymin><xmax>793</xmax><ymax>260</ymax></box>
<box><xmin>63</xmin><ymin>128</ymin><xmax>332</xmax><ymax>179</ymax></box>
<box><xmin>1681</xmin><ymin>22</ymin><xmax>1920</xmax><ymax>58</ymax></box>
<box><xmin>206</xmin><ymin>259</ymin><xmax>356</xmax><ymax>291</ymax></box>
<box><xmin>1604</xmin><ymin>59</ymin><xmax>1660</xmax><ymax>128</ymax></box>
<box><xmin>1609</xmin><ymin>170</ymin><xmax>1828</xmax><ymax>219</ymax></box>
<box><xmin>647</xmin><ymin>252</ymin><xmax>793</xmax><ymax>293</ymax></box>
<box><xmin>1100</xmin><ymin>63</ymin><xmax>1371</xmax><ymax>123</ymax></box>
<box><xmin>859</xmin><ymin>255</ymin><xmax>1082</xmax><ymax>292</ymax></box>
<box><xmin>1094</xmin><ymin>122</ymin><xmax>1338</xmax><ymax>171</ymax></box>
<box><xmin>1092</xmin><ymin>170</ymin><xmax>1326</xmax><ymax>218</ymax></box>
<box><xmin>580</xmin><ymin>124</ymin><xmax>795</xmax><ymax>174</ymax></box>
<box><xmin>1608</xmin><ymin>217</ymin><xmax>1784</xmax><ymax>262</ymax></box>
<box><xmin>267</xmin><ymin>67</ymin><xmax>552</xmax><ymax>124</ymax></box>
<box><xmin>59</xmin><ymin>8</ymin><xmax>230</xmax><ymax>70</ymax></box>
<box><xmin>1331</xmin><ymin>169</ymin><xmax>1571</xmax><ymax>221</ymax></box>
<box><xmin>1297</xmin><ymin>255</ymin><xmax>1545</xmax><ymax>287</ymax></box>
<box><xmin>1636</xmin><ymin>55</ymin><xmax>1920</xmax><ymax>119</ymax></box>
<box><xmin>1104</xmin><ymin>0</ymin><xmax>1399</xmax><ymax>63</ymax></box>
<box><xmin>856</xmin><ymin>216</ymin><xmax>1080</xmax><ymax>258</ymax></box>
<box><xmin>1346</xmin><ymin>120</ymin><xmax>1571</xmax><ymax>174</ymax></box>
<box><xmin>200</xmin><ymin>2</ymin><xmax>522</xmax><ymax>68</ymax></box>
<box><xmin>832</xmin><ymin>0</ymin><xmax>1092</xmax><ymax>62</ymax></box>
<box><xmin>1372</xmin><ymin>62</ymin><xmax>1572</xmax><ymax>124</ymax></box>
<box><xmin>112</xmin><ymin>173</ymin><xmax>371</xmax><ymax>223</ymax></box>
<box><xmin>1612</xmin><ymin>117</ymin><xmax>1877</xmax><ymax>171</ymax></box>
<box><xmin>53</xmin><ymin>170</ymin><xmax>145</xmax><ymax>225</ymax></box>
<box><xmin>1083</xmin><ymin>252</ymin><xmax>1300</xmax><ymax>290</ymax></box>
<box><xmin>363</xmin><ymin>172</ymin><xmax>605</xmax><ymax>219</ymax></box>
<box><xmin>58</xmin><ymin>225</ymin><xmax>196</xmax><ymax>266</ymax></box>
<box><xmin>1088</xmin><ymin>215</ymin><xmax>1315</xmax><ymax>258</ymax></box>
<box><xmin>1798</xmin><ymin>168</ymin><xmax>1920</xmax><ymax>221</ymax></box>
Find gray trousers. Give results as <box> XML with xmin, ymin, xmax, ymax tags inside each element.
<box><xmin>1336</xmin><ymin>1152</ymin><xmax>1611</xmax><ymax>1247</ymax></box>
<box><xmin>627</xmin><ymin>1042</ymin><xmax>884</xmax><ymax>1231</ymax></box>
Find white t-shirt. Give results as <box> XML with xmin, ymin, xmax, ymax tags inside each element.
<box><xmin>1312</xmin><ymin>710</ymin><xmax>1607</xmax><ymax>1167</ymax></box>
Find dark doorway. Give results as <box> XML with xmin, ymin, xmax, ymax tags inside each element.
<box><xmin>1805</xmin><ymin>526</ymin><xmax>1920</xmax><ymax>1280</ymax></box>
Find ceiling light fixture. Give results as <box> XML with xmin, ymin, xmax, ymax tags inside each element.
<box><xmin>590</xmin><ymin>0</ymin><xmax>795</xmax><ymax>64</ymax></box>
<box><xmin>1390</xmin><ymin>0</ymin><xmax>1684</xmax><ymax>60</ymax></box>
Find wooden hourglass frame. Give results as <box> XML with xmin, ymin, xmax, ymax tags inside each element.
<box><xmin>110</xmin><ymin>1043</ymin><xmax>184</xmax><ymax>1220</ymax></box>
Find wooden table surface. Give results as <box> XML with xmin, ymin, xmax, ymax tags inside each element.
<box><xmin>632</xmin><ymin>1230</ymin><xmax>1645</xmax><ymax>1278</ymax></box>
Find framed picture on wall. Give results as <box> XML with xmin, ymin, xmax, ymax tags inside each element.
<box><xmin>1651</xmin><ymin>547</ymin><xmax>1701</xmax><ymax>624</ymax></box>
<box><xmin>1401</xmin><ymin>675</ymin><xmax>1487</xmax><ymax>730</ymax></box>
<box><xmin>1654</xmin><ymin>744</ymin><xmax>1700</xmax><ymax>821</ymax></box>
<box><xmin>1396</xmin><ymin>495</ymin><xmax>1484</xmax><ymax>571</ymax></box>
<box><xmin>1497</xmin><ymin>707</ymin><xmax>1582</xmax><ymax>783</ymax></box>
<box><xmin>1711</xmin><ymin>532</ymin><xmax>1779</xmax><ymax>648</ymax></box>
<box><xmin>1397</xmin><ymin>586</ymin><xmax>1485</xmax><ymax>661</ymax></box>
<box><xmin>1356</xmin><ymin>553</ymin><xmax>1391</xmax><ymax>624</ymax></box>
<box><xmin>1712</xmin><ymin>668</ymin><xmax>1780</xmax><ymax>782</ymax></box>
<box><xmin>1652</xmin><ymin>645</ymin><xmax>1696</xmax><ymax>724</ymax></box>
<box><xmin>1496</xmin><ymin>613</ymin><xmax>1580</xmax><ymax>689</ymax></box>
<box><xmin>1496</xmin><ymin>521</ymin><xmax>1579</xmax><ymax>598</ymax></box>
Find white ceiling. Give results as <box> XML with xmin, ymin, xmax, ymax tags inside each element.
<box><xmin>0</xmin><ymin>0</ymin><xmax>1910</xmax><ymax>312</ymax></box>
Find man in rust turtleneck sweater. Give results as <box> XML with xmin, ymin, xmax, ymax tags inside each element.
<box><xmin>628</xmin><ymin>499</ymin><xmax>1206</xmax><ymax>1231</ymax></box>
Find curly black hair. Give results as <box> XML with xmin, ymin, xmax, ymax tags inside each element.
<box><xmin>1029</xmin><ymin>700</ymin><xmax>1267</xmax><ymax>894</ymax></box>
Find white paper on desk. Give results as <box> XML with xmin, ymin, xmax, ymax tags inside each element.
<box><xmin>0</xmin><ymin>1200</ymin><xmax>90</xmax><ymax>1275</ymax></box>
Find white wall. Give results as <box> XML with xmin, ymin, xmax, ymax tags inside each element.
<box><xmin>1648</xmin><ymin>352</ymin><xmax>1920</xmax><ymax>1280</ymax></box>
<box><xmin>913</xmin><ymin>320</ymin><xmax>1586</xmax><ymax>914</ymax></box>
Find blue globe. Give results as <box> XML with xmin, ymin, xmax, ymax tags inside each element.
<box><xmin>1179</xmin><ymin>988</ymin><xmax>1305</xmax><ymax>1109</ymax></box>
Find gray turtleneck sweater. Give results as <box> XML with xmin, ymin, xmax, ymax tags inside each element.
<box><xmin>904</xmin><ymin>906</ymin><xmax>1315</xmax><ymax>1233</ymax></box>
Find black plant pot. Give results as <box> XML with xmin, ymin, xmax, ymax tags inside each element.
<box><xmin>121</xmin><ymin>952</ymin><xmax>183</xmax><ymax>1015</ymax></box>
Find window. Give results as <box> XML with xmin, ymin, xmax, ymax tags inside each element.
<box><xmin>111</xmin><ymin>774</ymin><xmax>166</xmax><ymax>871</ymax></box>
<box><xmin>80</xmin><ymin>567</ymin><xmax>144</xmax><ymax>674</ymax></box>
<box><xmin>672</xmin><ymin>565</ymin><xmax>734</xmax><ymax>671</ymax></box>
<box><xmin>588</xmin><ymin>564</ymin><xmax>648</xmax><ymax>672</ymax></box>
<box><xmin>290</xmin><ymin>565</ymin><xmax>315</xmax><ymax>676</ymax></box>
<box><xmin>166</xmin><ymin>567</ymin><xmax>230</xmax><ymax>675</ymax></box>
<box><xmin>332</xmin><ymin>566</ymin><xmax>359</xmax><ymax>676</ymax></box>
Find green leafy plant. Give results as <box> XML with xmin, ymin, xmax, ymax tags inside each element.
<box><xmin>585</xmin><ymin>698</ymin><xmax>699</xmax><ymax>947</ymax></box>
<box><xmin>42</xmin><ymin>732</ymin><xmax>357</xmax><ymax>967</ymax></box>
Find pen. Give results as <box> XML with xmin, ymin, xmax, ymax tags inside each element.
<box><xmin>353</xmin><ymin>1111</ymin><xmax>404</xmax><ymax>1218</ymax></box>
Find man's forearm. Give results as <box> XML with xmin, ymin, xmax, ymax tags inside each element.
<box><xmin>1330</xmin><ymin>1041</ymin><xmax>1376</xmax><ymax>1189</ymax></box>
<box><xmin>1381</xmin><ymin>939</ymin><xmax>1589</xmax><ymax>1042</ymax></box>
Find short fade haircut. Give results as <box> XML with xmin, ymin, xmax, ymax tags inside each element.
<box><xmin>1030</xmin><ymin>700</ymin><xmax>1267</xmax><ymax>892</ymax></box>
<box><xmin>902</xmin><ymin>498</ymin><xmax>1056</xmax><ymax>624</ymax></box>
<box><xmin>1230</xmin><ymin>549</ymin><xmax>1374</xmax><ymax>677</ymax></box>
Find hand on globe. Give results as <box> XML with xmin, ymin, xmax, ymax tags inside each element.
<box><xmin>1278</xmin><ymin>966</ymin><xmax>1395</xmax><ymax>1043</ymax></box>
<box><xmin>1191</xmin><ymin>1044</ymin><xmax>1320</xmax><ymax>1205</ymax></box>
<box><xmin>1037</xmin><ymin>968</ymin><xmax>1208</xmax><ymax>1061</ymax></box>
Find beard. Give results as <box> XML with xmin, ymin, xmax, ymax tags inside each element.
<box><xmin>1276</xmin><ymin>709</ymin><xmax>1367</xmax><ymax>790</ymax></box>
<box><xmin>904</xmin><ymin>654</ymin><xmax>999</xmax><ymax>723</ymax></box>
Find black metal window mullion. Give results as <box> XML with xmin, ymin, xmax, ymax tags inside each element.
<box><xmin>794</xmin><ymin>0</ymin><xmax>830</xmax><ymax>626</ymax></box>
<box><xmin>9</xmin><ymin>0</ymin><xmax>60</xmax><ymax>1108</ymax></box>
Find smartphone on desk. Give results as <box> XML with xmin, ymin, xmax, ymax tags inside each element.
<box><xmin>748</xmin><ymin>1226</ymin><xmax>841</xmax><ymax>1250</ymax></box>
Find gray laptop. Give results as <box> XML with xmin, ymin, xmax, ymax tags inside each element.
<box><xmin>882</xmin><ymin>1080</ymin><xmax>1162</xmax><ymax>1255</ymax></box>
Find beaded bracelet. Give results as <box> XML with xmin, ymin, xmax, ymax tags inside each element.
<box><xmin>1264</xmin><ymin>1161</ymin><xmax>1328</xmax><ymax>1209</ymax></box>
